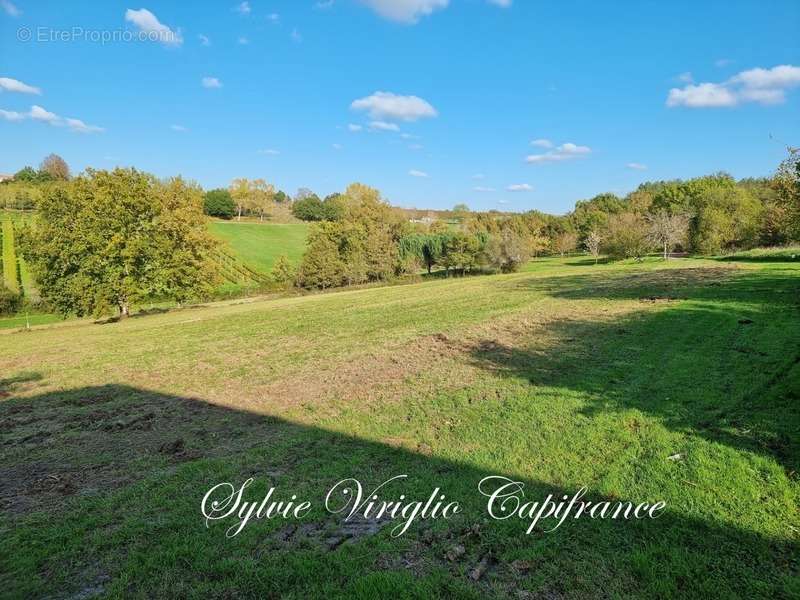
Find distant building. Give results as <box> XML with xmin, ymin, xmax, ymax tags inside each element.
<box><xmin>0</xmin><ymin>174</ymin><xmax>13</xmax><ymax>183</ymax></box>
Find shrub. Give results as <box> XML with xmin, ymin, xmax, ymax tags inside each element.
<box><xmin>0</xmin><ymin>284</ymin><xmax>20</xmax><ymax>315</ymax></box>
<box><xmin>204</xmin><ymin>189</ymin><xmax>236</xmax><ymax>219</ymax></box>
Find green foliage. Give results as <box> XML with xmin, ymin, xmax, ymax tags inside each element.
<box><xmin>2</xmin><ymin>220</ymin><xmax>20</xmax><ymax>293</ymax></box>
<box><xmin>440</xmin><ymin>231</ymin><xmax>483</xmax><ymax>274</ymax></box>
<box><xmin>485</xmin><ymin>227</ymin><xmax>532</xmax><ymax>273</ymax></box>
<box><xmin>204</xmin><ymin>188</ymin><xmax>236</xmax><ymax>219</ymax></box>
<box><xmin>295</xmin><ymin>222</ymin><xmax>345</xmax><ymax>289</ymax></box>
<box><xmin>20</xmin><ymin>168</ymin><xmax>218</xmax><ymax>317</ymax></box>
<box><xmin>0</xmin><ymin>182</ymin><xmax>44</xmax><ymax>210</ymax></box>
<box><xmin>296</xmin><ymin>184</ymin><xmax>406</xmax><ymax>288</ymax></box>
<box><xmin>604</xmin><ymin>212</ymin><xmax>652</xmax><ymax>260</ymax></box>
<box><xmin>291</xmin><ymin>193</ymin><xmax>343</xmax><ymax>222</ymax></box>
<box><xmin>13</xmin><ymin>165</ymin><xmax>55</xmax><ymax>184</ymax></box>
<box><xmin>0</xmin><ymin>283</ymin><xmax>20</xmax><ymax>315</ymax></box>
<box><xmin>40</xmin><ymin>153</ymin><xmax>70</xmax><ymax>181</ymax></box>
<box><xmin>772</xmin><ymin>147</ymin><xmax>800</xmax><ymax>241</ymax></box>
<box><xmin>270</xmin><ymin>254</ymin><xmax>295</xmax><ymax>285</ymax></box>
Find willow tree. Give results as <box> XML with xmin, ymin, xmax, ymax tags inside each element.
<box><xmin>20</xmin><ymin>168</ymin><xmax>218</xmax><ymax>318</ymax></box>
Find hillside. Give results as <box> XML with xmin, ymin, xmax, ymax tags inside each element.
<box><xmin>209</xmin><ymin>221</ymin><xmax>310</xmax><ymax>275</ymax></box>
<box><xmin>1</xmin><ymin>256</ymin><xmax>798</xmax><ymax>598</ymax></box>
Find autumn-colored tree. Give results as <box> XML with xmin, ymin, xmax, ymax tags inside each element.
<box><xmin>40</xmin><ymin>154</ymin><xmax>70</xmax><ymax>180</ymax></box>
<box><xmin>646</xmin><ymin>210</ymin><xmax>691</xmax><ymax>259</ymax></box>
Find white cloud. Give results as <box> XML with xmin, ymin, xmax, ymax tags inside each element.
<box><xmin>198</xmin><ymin>34</ymin><xmax>210</xmax><ymax>46</ymax></box>
<box><xmin>408</xmin><ymin>143</ymin><xmax>423</xmax><ymax>150</ymax></box>
<box><xmin>530</xmin><ymin>138</ymin><xmax>553</xmax><ymax>148</ymax></box>
<box><xmin>124</xmin><ymin>8</ymin><xmax>183</xmax><ymax>46</ymax></box>
<box><xmin>258</xmin><ymin>149</ymin><xmax>280</xmax><ymax>155</ymax></box>
<box><xmin>399</xmin><ymin>132</ymin><xmax>419</xmax><ymax>140</ymax></box>
<box><xmin>29</xmin><ymin>105</ymin><xmax>58</xmax><ymax>122</ymax></box>
<box><xmin>267</xmin><ymin>13</ymin><xmax>280</xmax><ymax>23</ymax></box>
<box><xmin>626</xmin><ymin>162</ymin><xmax>647</xmax><ymax>170</ymax></box>
<box><xmin>235</xmin><ymin>1</ymin><xmax>251</xmax><ymax>15</ymax></box>
<box><xmin>64</xmin><ymin>117</ymin><xmax>104</xmax><ymax>133</ymax></box>
<box><xmin>202</xmin><ymin>77</ymin><xmax>222</xmax><ymax>88</ymax></box>
<box><xmin>409</xmin><ymin>169</ymin><xmax>429</xmax><ymax>177</ymax></box>
<box><xmin>238</xmin><ymin>36</ymin><xmax>249</xmax><ymax>45</ymax></box>
<box><xmin>0</xmin><ymin>109</ymin><xmax>25</xmax><ymax>121</ymax></box>
<box><xmin>676</xmin><ymin>72</ymin><xmax>693</xmax><ymax>83</ymax></box>
<box><xmin>526</xmin><ymin>142</ymin><xmax>592</xmax><ymax>164</ymax></box>
<box><xmin>170</xmin><ymin>124</ymin><xmax>188</xmax><ymax>132</ymax></box>
<box><xmin>507</xmin><ymin>183</ymin><xmax>532</xmax><ymax>192</ymax></box>
<box><xmin>487</xmin><ymin>0</ymin><xmax>511</xmax><ymax>6</ymax></box>
<box><xmin>471</xmin><ymin>173</ymin><xmax>485</xmax><ymax>180</ymax></box>
<box><xmin>473</xmin><ymin>186</ymin><xmax>495</xmax><ymax>192</ymax></box>
<box><xmin>666</xmin><ymin>82</ymin><xmax>737</xmax><ymax>107</ymax></box>
<box><xmin>0</xmin><ymin>0</ymin><xmax>20</xmax><ymax>16</ymax></box>
<box><xmin>10</xmin><ymin>104</ymin><xmax>105</xmax><ymax>133</ymax></box>
<box><xmin>369</xmin><ymin>120</ymin><xmax>400</xmax><ymax>132</ymax></box>
<box><xmin>347</xmin><ymin>123</ymin><xmax>363</xmax><ymax>132</ymax></box>
<box><xmin>715</xmin><ymin>58</ymin><xmax>734</xmax><ymax>68</ymax></box>
<box><xmin>359</xmin><ymin>0</ymin><xmax>449</xmax><ymax>24</ymax></box>
<box><xmin>351</xmin><ymin>91</ymin><xmax>438</xmax><ymax>122</ymax></box>
<box><xmin>332</xmin><ymin>143</ymin><xmax>343</xmax><ymax>150</ymax></box>
<box><xmin>667</xmin><ymin>64</ymin><xmax>800</xmax><ymax>108</ymax></box>
<box><xmin>0</xmin><ymin>77</ymin><xmax>41</xmax><ymax>95</ymax></box>
<box><xmin>315</xmin><ymin>0</ymin><xmax>335</xmax><ymax>8</ymax></box>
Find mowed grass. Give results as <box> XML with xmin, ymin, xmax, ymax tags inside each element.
<box><xmin>0</xmin><ymin>257</ymin><xmax>798</xmax><ymax>598</ymax></box>
<box><xmin>209</xmin><ymin>221</ymin><xmax>309</xmax><ymax>274</ymax></box>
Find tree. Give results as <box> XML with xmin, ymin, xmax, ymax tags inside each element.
<box><xmin>295</xmin><ymin>223</ymin><xmax>345</xmax><ymax>289</ymax></box>
<box><xmin>584</xmin><ymin>230</ymin><xmax>602</xmax><ymax>264</ymax></box>
<box><xmin>292</xmin><ymin>194</ymin><xmax>325</xmax><ymax>221</ymax></box>
<box><xmin>646</xmin><ymin>210</ymin><xmax>691</xmax><ymax>259</ymax></box>
<box><xmin>251</xmin><ymin>178</ymin><xmax>275</xmax><ymax>221</ymax></box>
<box><xmin>603</xmin><ymin>213</ymin><xmax>652</xmax><ymax>260</ymax></box>
<box><xmin>20</xmin><ymin>168</ymin><xmax>218</xmax><ymax>317</ymax></box>
<box><xmin>453</xmin><ymin>203</ymin><xmax>470</xmax><ymax>222</ymax></box>
<box><xmin>229</xmin><ymin>178</ymin><xmax>252</xmax><ymax>221</ymax></box>
<box><xmin>204</xmin><ymin>188</ymin><xmax>236</xmax><ymax>219</ymax></box>
<box><xmin>552</xmin><ymin>231</ymin><xmax>578</xmax><ymax>256</ymax></box>
<box><xmin>40</xmin><ymin>154</ymin><xmax>70</xmax><ymax>180</ymax></box>
<box><xmin>441</xmin><ymin>232</ymin><xmax>483</xmax><ymax>275</ymax></box>
<box><xmin>485</xmin><ymin>228</ymin><xmax>531</xmax><ymax>273</ymax></box>
<box><xmin>270</xmin><ymin>255</ymin><xmax>295</xmax><ymax>286</ymax></box>
<box><xmin>13</xmin><ymin>166</ymin><xmax>39</xmax><ymax>183</ymax></box>
<box><xmin>773</xmin><ymin>147</ymin><xmax>800</xmax><ymax>241</ymax></box>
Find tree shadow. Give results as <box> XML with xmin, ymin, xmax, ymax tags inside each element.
<box><xmin>0</xmin><ymin>384</ymin><xmax>796</xmax><ymax>598</ymax></box>
<box><xmin>472</xmin><ymin>267</ymin><xmax>800</xmax><ymax>474</ymax></box>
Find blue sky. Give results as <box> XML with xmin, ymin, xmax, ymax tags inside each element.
<box><xmin>1</xmin><ymin>0</ymin><xmax>799</xmax><ymax>214</ymax></box>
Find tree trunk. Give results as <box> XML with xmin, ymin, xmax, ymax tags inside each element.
<box><xmin>118</xmin><ymin>301</ymin><xmax>130</xmax><ymax>318</ymax></box>
<box><xmin>663</xmin><ymin>241</ymin><xmax>668</xmax><ymax>260</ymax></box>
<box><xmin>237</xmin><ymin>206</ymin><xmax>242</xmax><ymax>221</ymax></box>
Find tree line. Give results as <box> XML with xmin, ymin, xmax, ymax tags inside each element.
<box><xmin>1</xmin><ymin>149</ymin><xmax>797</xmax><ymax>316</ymax></box>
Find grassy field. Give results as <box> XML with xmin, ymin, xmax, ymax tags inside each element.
<box><xmin>0</xmin><ymin>257</ymin><xmax>798</xmax><ymax>598</ymax></box>
<box><xmin>209</xmin><ymin>221</ymin><xmax>310</xmax><ymax>274</ymax></box>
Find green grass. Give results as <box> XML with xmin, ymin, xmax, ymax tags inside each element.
<box><xmin>1</xmin><ymin>220</ymin><xmax>20</xmax><ymax>294</ymax></box>
<box><xmin>0</xmin><ymin>257</ymin><xmax>798</xmax><ymax>598</ymax></box>
<box><xmin>209</xmin><ymin>221</ymin><xmax>309</xmax><ymax>274</ymax></box>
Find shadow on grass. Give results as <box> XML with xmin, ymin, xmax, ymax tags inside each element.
<box><xmin>0</xmin><ymin>383</ymin><xmax>797</xmax><ymax>598</ymax></box>
<box><xmin>474</xmin><ymin>266</ymin><xmax>800</xmax><ymax>474</ymax></box>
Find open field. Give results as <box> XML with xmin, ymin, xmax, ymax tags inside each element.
<box><xmin>1</xmin><ymin>257</ymin><xmax>798</xmax><ymax>598</ymax></box>
<box><xmin>209</xmin><ymin>221</ymin><xmax>310</xmax><ymax>275</ymax></box>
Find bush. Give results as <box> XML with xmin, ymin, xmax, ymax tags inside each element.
<box><xmin>485</xmin><ymin>228</ymin><xmax>531</xmax><ymax>273</ymax></box>
<box><xmin>0</xmin><ymin>284</ymin><xmax>20</xmax><ymax>315</ymax></box>
<box><xmin>204</xmin><ymin>189</ymin><xmax>236</xmax><ymax>219</ymax></box>
<box><xmin>270</xmin><ymin>255</ymin><xmax>295</xmax><ymax>286</ymax></box>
